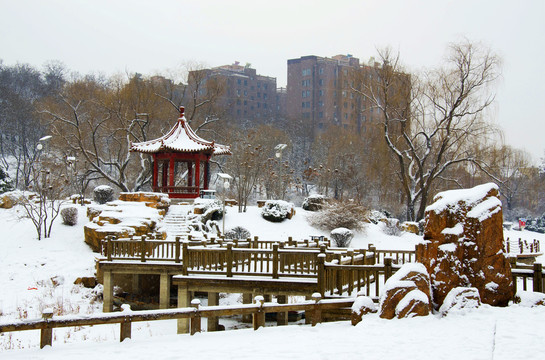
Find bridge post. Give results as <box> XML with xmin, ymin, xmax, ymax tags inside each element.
<box><xmin>272</xmin><ymin>244</ymin><xmax>279</xmax><ymax>279</ymax></box>
<box><xmin>103</xmin><ymin>270</ymin><xmax>113</xmax><ymax>312</ymax></box>
<box><xmin>207</xmin><ymin>292</ymin><xmax>219</xmax><ymax>331</ymax></box>
<box><xmin>276</xmin><ymin>295</ymin><xmax>288</xmax><ymax>326</ymax></box>
<box><xmin>40</xmin><ymin>310</ymin><xmax>54</xmax><ymax>348</ymax></box>
<box><xmin>242</xmin><ymin>293</ymin><xmax>253</xmax><ymax>323</ymax></box>
<box><xmin>177</xmin><ymin>281</ymin><xmax>190</xmax><ymax>334</ymax></box>
<box><xmin>384</xmin><ymin>257</ymin><xmax>393</xmax><ymax>280</ymax></box>
<box><xmin>311</xmin><ymin>293</ymin><xmax>322</xmax><ymax>327</ymax></box>
<box><xmin>182</xmin><ymin>242</ymin><xmax>189</xmax><ymax>275</ymax></box>
<box><xmin>159</xmin><ymin>273</ymin><xmax>171</xmax><ymax>309</ymax></box>
<box><xmin>140</xmin><ymin>235</ymin><xmax>147</xmax><ymax>262</ymax></box>
<box><xmin>226</xmin><ymin>243</ymin><xmax>233</xmax><ymax>277</ymax></box>
<box><xmin>190</xmin><ymin>299</ymin><xmax>201</xmax><ymax>335</ymax></box>
<box><xmin>533</xmin><ymin>263</ymin><xmax>543</xmax><ymax>293</ymax></box>
<box><xmin>175</xmin><ymin>236</ymin><xmax>181</xmax><ymax>263</ymax></box>
<box><xmin>317</xmin><ymin>254</ymin><xmax>326</xmax><ymax>297</ymax></box>
<box><xmin>252</xmin><ymin>295</ymin><xmax>265</xmax><ymax>330</ymax></box>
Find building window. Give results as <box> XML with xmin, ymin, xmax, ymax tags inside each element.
<box><xmin>264</xmin><ymin>84</ymin><xmax>268</xmax><ymax>90</ymax></box>
<box><xmin>302</xmin><ymin>68</ymin><xmax>311</xmax><ymax>76</ymax></box>
<box><xmin>257</xmin><ymin>82</ymin><xmax>261</xmax><ymax>88</ymax></box>
<box><xmin>257</xmin><ymin>102</ymin><xmax>261</xmax><ymax>108</ymax></box>
<box><xmin>302</xmin><ymin>102</ymin><xmax>306</xmax><ymax>108</ymax></box>
<box><xmin>319</xmin><ymin>68</ymin><xmax>324</xmax><ymax>74</ymax></box>
<box><xmin>237</xmin><ymin>109</ymin><xmax>241</xmax><ymax>115</ymax></box>
<box><xmin>257</xmin><ymin>92</ymin><xmax>261</xmax><ymax>98</ymax></box>
<box><xmin>344</xmin><ymin>102</ymin><xmax>348</xmax><ymax>108</ymax></box>
<box><xmin>318</xmin><ymin>112</ymin><xmax>323</xmax><ymax>118</ymax></box>
<box><xmin>264</xmin><ymin>103</ymin><xmax>267</xmax><ymax>108</ymax></box>
<box><xmin>244</xmin><ymin>100</ymin><xmax>247</xmax><ymax>105</ymax></box>
<box><xmin>237</xmin><ymin>79</ymin><xmax>241</xmax><ymax>85</ymax></box>
<box><xmin>319</xmin><ymin>79</ymin><xmax>324</xmax><ymax>86</ymax></box>
<box><xmin>342</xmin><ymin>90</ymin><xmax>347</xmax><ymax>97</ymax></box>
<box><xmin>263</xmin><ymin>93</ymin><xmax>268</xmax><ymax>100</ymax></box>
<box><xmin>244</xmin><ymin>80</ymin><xmax>248</xmax><ymax>86</ymax></box>
<box><xmin>237</xmin><ymin>89</ymin><xmax>241</xmax><ymax>96</ymax></box>
<box><xmin>318</xmin><ymin>122</ymin><xmax>323</xmax><ymax>129</ymax></box>
<box><xmin>237</xmin><ymin>99</ymin><xmax>241</xmax><ymax>105</ymax></box>
<box><xmin>318</xmin><ymin>101</ymin><xmax>324</xmax><ymax>107</ymax></box>
<box><xmin>319</xmin><ymin>90</ymin><xmax>324</xmax><ymax>96</ymax></box>
<box><xmin>244</xmin><ymin>90</ymin><xmax>248</xmax><ymax>96</ymax></box>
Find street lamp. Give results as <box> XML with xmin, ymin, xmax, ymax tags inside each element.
<box><xmin>217</xmin><ymin>173</ymin><xmax>233</xmax><ymax>236</ymax></box>
<box><xmin>275</xmin><ymin>143</ymin><xmax>287</xmax><ymax>159</ymax></box>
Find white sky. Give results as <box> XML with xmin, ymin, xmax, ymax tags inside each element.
<box><xmin>1</xmin><ymin>0</ymin><xmax>544</xmax><ymax>162</ymax></box>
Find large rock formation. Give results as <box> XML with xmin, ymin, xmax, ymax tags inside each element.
<box><xmin>379</xmin><ymin>263</ymin><xmax>432</xmax><ymax>319</ymax></box>
<box><xmin>84</xmin><ymin>193</ymin><xmax>168</xmax><ymax>252</ymax></box>
<box><xmin>417</xmin><ymin>183</ymin><xmax>514</xmax><ymax>308</ymax></box>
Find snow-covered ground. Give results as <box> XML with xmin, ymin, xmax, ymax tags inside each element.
<box><xmin>1</xmin><ymin>202</ymin><xmax>544</xmax><ymax>358</ymax></box>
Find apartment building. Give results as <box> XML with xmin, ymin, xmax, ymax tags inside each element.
<box><xmin>286</xmin><ymin>54</ymin><xmax>384</xmax><ymax>137</ymax></box>
<box><xmin>189</xmin><ymin>62</ymin><xmax>278</xmax><ymax>124</ymax></box>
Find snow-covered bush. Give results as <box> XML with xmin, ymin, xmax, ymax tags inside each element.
<box><xmin>93</xmin><ymin>185</ymin><xmax>114</xmax><ymax>204</ymax></box>
<box><xmin>194</xmin><ymin>198</ymin><xmax>223</xmax><ymax>222</ymax></box>
<box><xmin>0</xmin><ymin>166</ymin><xmax>13</xmax><ymax>194</ymax></box>
<box><xmin>330</xmin><ymin>227</ymin><xmax>354</xmax><ymax>247</ymax></box>
<box><xmin>225</xmin><ymin>226</ymin><xmax>251</xmax><ymax>240</ymax></box>
<box><xmin>61</xmin><ymin>206</ymin><xmax>78</xmax><ymax>226</ymax></box>
<box><xmin>365</xmin><ymin>209</ymin><xmax>388</xmax><ymax>224</ymax></box>
<box><xmin>302</xmin><ymin>194</ymin><xmax>328</xmax><ymax>211</ymax></box>
<box><xmin>261</xmin><ymin>200</ymin><xmax>295</xmax><ymax>222</ymax></box>
<box><xmin>308</xmin><ymin>201</ymin><xmax>366</xmax><ymax>231</ymax></box>
<box><xmin>382</xmin><ymin>218</ymin><xmax>402</xmax><ymax>236</ymax></box>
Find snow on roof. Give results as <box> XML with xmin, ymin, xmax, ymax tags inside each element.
<box><xmin>130</xmin><ymin>107</ymin><xmax>231</xmax><ymax>155</ymax></box>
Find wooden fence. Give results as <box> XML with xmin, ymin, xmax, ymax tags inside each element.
<box><xmin>0</xmin><ymin>295</ymin><xmax>353</xmax><ymax>349</ymax></box>
<box><xmin>505</xmin><ymin>237</ymin><xmax>541</xmax><ymax>254</ymax></box>
<box><xmin>510</xmin><ymin>261</ymin><xmax>544</xmax><ymax>293</ymax></box>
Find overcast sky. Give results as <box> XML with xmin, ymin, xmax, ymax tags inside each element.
<box><xmin>1</xmin><ymin>0</ymin><xmax>544</xmax><ymax>163</ymax></box>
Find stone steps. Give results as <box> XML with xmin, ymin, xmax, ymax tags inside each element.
<box><xmin>163</xmin><ymin>205</ymin><xmax>192</xmax><ymax>240</ymax></box>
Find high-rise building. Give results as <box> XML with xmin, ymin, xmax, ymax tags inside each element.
<box><xmin>287</xmin><ymin>54</ymin><xmax>386</xmax><ymax>137</ymax></box>
<box><xmin>189</xmin><ymin>62</ymin><xmax>278</xmax><ymax>125</ymax></box>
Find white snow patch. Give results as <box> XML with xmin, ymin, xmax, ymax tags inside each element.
<box><xmin>426</xmin><ymin>183</ymin><xmax>499</xmax><ymax>214</ymax></box>
<box><xmin>438</xmin><ymin>243</ymin><xmax>457</xmax><ymax>252</ymax></box>
<box><xmin>441</xmin><ymin>223</ymin><xmax>464</xmax><ymax>236</ymax></box>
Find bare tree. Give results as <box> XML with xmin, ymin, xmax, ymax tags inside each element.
<box><xmin>354</xmin><ymin>40</ymin><xmax>501</xmax><ymax>220</ymax></box>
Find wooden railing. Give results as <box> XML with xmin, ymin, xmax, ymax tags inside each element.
<box><xmin>505</xmin><ymin>237</ymin><xmax>541</xmax><ymax>255</ymax></box>
<box><xmin>319</xmin><ymin>256</ymin><xmax>396</xmax><ymax>297</ymax></box>
<box><xmin>152</xmin><ymin>185</ymin><xmax>199</xmax><ymax>195</ymax></box>
<box><xmin>0</xmin><ymin>294</ymin><xmax>353</xmax><ymax>349</ymax></box>
<box><xmin>510</xmin><ymin>261</ymin><xmax>544</xmax><ymax>293</ymax></box>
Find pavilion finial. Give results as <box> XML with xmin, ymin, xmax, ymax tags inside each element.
<box><xmin>179</xmin><ymin>106</ymin><xmax>185</xmax><ymax>117</ymax></box>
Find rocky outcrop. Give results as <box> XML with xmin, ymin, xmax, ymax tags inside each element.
<box><xmin>0</xmin><ymin>190</ymin><xmax>26</xmax><ymax>209</ymax></box>
<box><xmin>379</xmin><ymin>263</ymin><xmax>432</xmax><ymax>319</ymax></box>
<box><xmin>417</xmin><ymin>183</ymin><xmax>514</xmax><ymax>308</ymax></box>
<box><xmin>118</xmin><ymin>192</ymin><xmax>170</xmax><ymax>215</ymax></box>
<box><xmin>84</xmin><ymin>196</ymin><xmax>167</xmax><ymax>252</ymax></box>
<box><xmin>439</xmin><ymin>287</ymin><xmax>481</xmax><ymax>316</ymax></box>
<box><xmin>351</xmin><ymin>294</ymin><xmax>377</xmax><ymax>325</ymax></box>
<box><xmin>302</xmin><ymin>195</ymin><xmax>329</xmax><ymax>211</ymax></box>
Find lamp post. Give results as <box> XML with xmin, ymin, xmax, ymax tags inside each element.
<box><xmin>217</xmin><ymin>173</ymin><xmax>233</xmax><ymax>236</ymax></box>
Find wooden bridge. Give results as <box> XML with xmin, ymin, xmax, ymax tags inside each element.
<box><xmin>97</xmin><ymin>234</ymin><xmax>417</xmax><ymax>332</ymax></box>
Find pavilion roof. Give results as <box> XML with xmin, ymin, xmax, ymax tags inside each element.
<box><xmin>130</xmin><ymin>107</ymin><xmax>231</xmax><ymax>155</ymax></box>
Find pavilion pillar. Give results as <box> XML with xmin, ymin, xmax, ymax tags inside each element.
<box><xmin>152</xmin><ymin>154</ymin><xmax>158</xmax><ymax>190</ymax></box>
<box><xmin>204</xmin><ymin>158</ymin><xmax>210</xmax><ymax>190</ymax></box>
<box><xmin>187</xmin><ymin>161</ymin><xmax>193</xmax><ymax>187</ymax></box>
<box><xmin>169</xmin><ymin>156</ymin><xmax>175</xmax><ymax>188</ymax></box>
<box><xmin>162</xmin><ymin>161</ymin><xmax>168</xmax><ymax>188</ymax></box>
<box><xmin>195</xmin><ymin>157</ymin><xmax>201</xmax><ymax>193</ymax></box>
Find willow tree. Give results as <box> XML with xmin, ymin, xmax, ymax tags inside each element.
<box><xmin>354</xmin><ymin>40</ymin><xmax>501</xmax><ymax>221</ymax></box>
